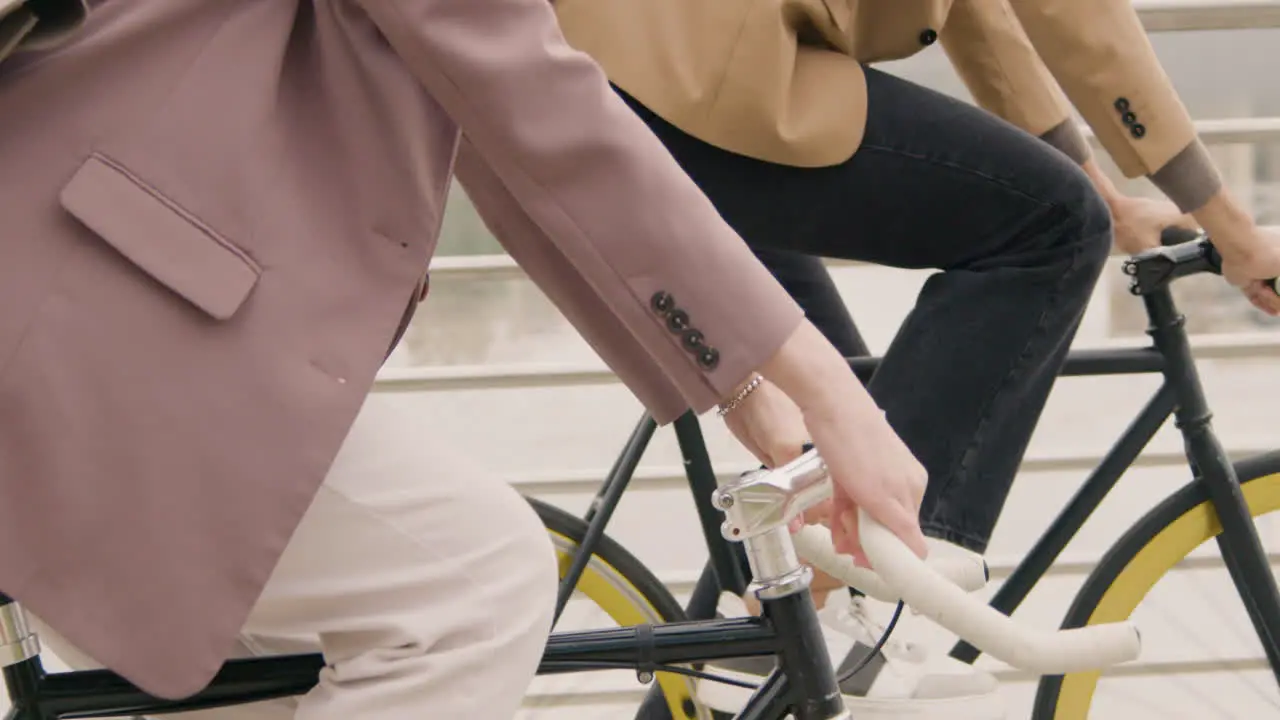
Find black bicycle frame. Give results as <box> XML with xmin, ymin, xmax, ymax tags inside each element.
<box><xmin>0</xmin><ymin>588</ymin><xmax>839</xmax><ymax>720</ymax></box>
<box><xmin>610</xmin><ymin>259</ymin><xmax>1280</xmax><ymax>716</ymax></box>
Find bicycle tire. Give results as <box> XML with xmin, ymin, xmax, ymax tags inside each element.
<box><xmin>529</xmin><ymin>496</ymin><xmax>708</xmax><ymax>719</ymax></box>
<box><xmin>1033</xmin><ymin>450</ymin><xmax>1280</xmax><ymax>718</ymax></box>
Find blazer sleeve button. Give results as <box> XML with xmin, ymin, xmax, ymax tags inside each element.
<box><xmin>1130</xmin><ymin>123</ymin><xmax>1146</xmax><ymax>139</ymax></box>
<box><xmin>1121</xmin><ymin>111</ymin><xmax>1137</xmax><ymax>126</ymax></box>
<box><xmin>1114</xmin><ymin>97</ymin><xmax>1131</xmax><ymax>112</ymax></box>
<box><xmin>918</xmin><ymin>28</ymin><xmax>937</xmax><ymax>45</ymax></box>
<box><xmin>697</xmin><ymin>347</ymin><xmax>721</xmax><ymax>370</ymax></box>
<box><xmin>681</xmin><ymin>329</ymin><xmax>705</xmax><ymax>351</ymax></box>
<box><xmin>666</xmin><ymin>309</ymin><xmax>690</xmax><ymax>332</ymax></box>
<box><xmin>650</xmin><ymin>291</ymin><xmax>675</xmax><ymax>314</ymax></box>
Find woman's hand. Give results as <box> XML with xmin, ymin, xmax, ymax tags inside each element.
<box><xmin>721</xmin><ymin>378</ymin><xmax>834</xmax><ymax>530</ymax></box>
<box><xmin>722</xmin><ymin>377</ymin><xmax>809</xmax><ymax>469</ymax></box>
<box><xmin>803</xmin><ymin>399</ymin><xmax>927</xmax><ymax>567</ymax></box>
<box><xmin>739</xmin><ymin>321</ymin><xmax>929</xmax><ymax>566</ymax></box>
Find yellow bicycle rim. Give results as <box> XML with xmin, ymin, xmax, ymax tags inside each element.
<box><xmin>548</xmin><ymin>531</ymin><xmax>702</xmax><ymax>719</ymax></box>
<box><xmin>1054</xmin><ymin>472</ymin><xmax>1280</xmax><ymax>718</ymax></box>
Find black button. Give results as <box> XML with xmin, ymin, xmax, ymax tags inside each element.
<box><xmin>697</xmin><ymin>347</ymin><xmax>720</xmax><ymax>370</ymax></box>
<box><xmin>650</xmin><ymin>291</ymin><xmax>675</xmax><ymax>314</ymax></box>
<box><xmin>918</xmin><ymin>28</ymin><xmax>937</xmax><ymax>45</ymax></box>
<box><xmin>666</xmin><ymin>309</ymin><xmax>690</xmax><ymax>332</ymax></box>
<box><xmin>1114</xmin><ymin>97</ymin><xmax>1130</xmax><ymax>112</ymax></box>
<box><xmin>1130</xmin><ymin>123</ymin><xmax>1146</xmax><ymax>139</ymax></box>
<box><xmin>681</xmin><ymin>329</ymin><xmax>705</xmax><ymax>352</ymax></box>
<box><xmin>1121</xmin><ymin>111</ymin><xmax>1137</xmax><ymax>125</ymax></box>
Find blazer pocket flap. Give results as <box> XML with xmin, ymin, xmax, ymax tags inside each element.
<box><xmin>59</xmin><ymin>154</ymin><xmax>261</xmax><ymax>320</ymax></box>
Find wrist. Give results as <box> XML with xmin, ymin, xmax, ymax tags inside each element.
<box><xmin>1081</xmin><ymin>159</ymin><xmax>1123</xmax><ymax>207</ymax></box>
<box><xmin>717</xmin><ymin>374</ymin><xmax>763</xmax><ymax>417</ymax></box>
<box><xmin>757</xmin><ymin>320</ymin><xmax>880</xmax><ymax>422</ymax></box>
<box><xmin>1193</xmin><ymin>190</ymin><xmax>1257</xmax><ymax>258</ymax></box>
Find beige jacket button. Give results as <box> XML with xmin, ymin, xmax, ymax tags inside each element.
<box><xmin>918</xmin><ymin>28</ymin><xmax>937</xmax><ymax>45</ymax></box>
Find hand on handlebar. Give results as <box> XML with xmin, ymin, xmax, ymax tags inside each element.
<box><xmin>1216</xmin><ymin>226</ymin><xmax>1280</xmax><ymax>316</ymax></box>
<box><xmin>1108</xmin><ymin>193</ymin><xmax>1197</xmax><ymax>256</ymax></box>
<box><xmin>807</xmin><ymin>400</ymin><xmax>929</xmax><ymax>567</ymax></box>
<box><xmin>739</xmin><ymin>321</ymin><xmax>930</xmax><ymax>565</ymax></box>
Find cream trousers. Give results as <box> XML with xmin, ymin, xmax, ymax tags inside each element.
<box><xmin>33</xmin><ymin>395</ymin><xmax>559</xmax><ymax>719</ymax></box>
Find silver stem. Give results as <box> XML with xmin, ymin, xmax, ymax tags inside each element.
<box><xmin>0</xmin><ymin>601</ymin><xmax>40</xmax><ymax>667</ymax></box>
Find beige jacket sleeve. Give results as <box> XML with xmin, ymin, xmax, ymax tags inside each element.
<box><xmin>940</xmin><ymin>0</ymin><xmax>1091</xmax><ymax>165</ymax></box>
<box><xmin>947</xmin><ymin>0</ymin><xmax>1221</xmax><ymax>212</ymax></box>
<box><xmin>352</xmin><ymin>0</ymin><xmax>803</xmax><ymax>420</ymax></box>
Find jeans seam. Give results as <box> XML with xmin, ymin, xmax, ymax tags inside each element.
<box><xmin>917</xmin><ymin>211</ymin><xmax>1091</xmax><ymax>544</ymax></box>
<box><xmin>918</xmin><ymin>522</ymin><xmax>989</xmax><ymax>553</ymax></box>
<box><xmin>857</xmin><ymin>142</ymin><xmax>1059</xmax><ymax>208</ymax></box>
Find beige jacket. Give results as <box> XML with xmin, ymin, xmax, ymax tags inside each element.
<box><xmin>555</xmin><ymin>0</ymin><xmax>1221</xmax><ymax>211</ymax></box>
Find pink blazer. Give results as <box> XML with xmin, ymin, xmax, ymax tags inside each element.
<box><xmin>0</xmin><ymin>0</ymin><xmax>802</xmax><ymax>698</ymax></box>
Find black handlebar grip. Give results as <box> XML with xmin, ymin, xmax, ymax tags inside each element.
<box><xmin>1159</xmin><ymin>226</ymin><xmax>1203</xmax><ymax>247</ymax></box>
<box><xmin>1156</xmin><ymin>226</ymin><xmax>1278</xmax><ymax>295</ymax></box>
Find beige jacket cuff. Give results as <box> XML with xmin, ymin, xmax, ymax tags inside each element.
<box><xmin>1038</xmin><ymin>120</ymin><xmax>1091</xmax><ymax>165</ymax></box>
<box><xmin>1148</xmin><ymin>139</ymin><xmax>1223</xmax><ymax>213</ymax></box>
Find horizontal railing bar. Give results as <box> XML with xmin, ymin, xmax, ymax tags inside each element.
<box><xmin>1085</xmin><ymin>117</ymin><xmax>1280</xmax><ymax>147</ymax></box>
<box><xmin>433</xmin><ymin>217</ymin><xmax>1280</xmax><ymax>277</ymax></box>
<box><xmin>374</xmin><ymin>332</ymin><xmax>1280</xmax><ymax>391</ymax></box>
<box><xmin>512</xmin><ymin>447</ymin><xmax>1269</xmax><ymax>497</ymax></box>
<box><xmin>1133</xmin><ymin>0</ymin><xmax>1280</xmax><ymax>31</ymax></box>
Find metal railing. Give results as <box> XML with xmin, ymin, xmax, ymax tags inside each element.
<box><xmin>373</xmin><ymin>331</ymin><xmax>1280</xmax><ymax>392</ymax></box>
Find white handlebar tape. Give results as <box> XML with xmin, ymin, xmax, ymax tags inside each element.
<box><xmin>792</xmin><ymin>524</ymin><xmax>988</xmax><ymax>602</ymax></box>
<box><xmin>858</xmin><ymin>508</ymin><xmax>1142</xmax><ymax>674</ymax></box>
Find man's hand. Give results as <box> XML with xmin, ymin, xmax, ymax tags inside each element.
<box><xmin>1107</xmin><ymin>194</ymin><xmax>1197</xmax><ymax>256</ymax></box>
<box><xmin>1081</xmin><ymin>158</ymin><xmax>1196</xmax><ymax>256</ymax></box>
<box><xmin>1217</xmin><ymin>227</ymin><xmax>1280</xmax><ymax>316</ymax></box>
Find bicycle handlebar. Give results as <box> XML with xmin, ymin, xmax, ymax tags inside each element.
<box><xmin>1149</xmin><ymin>227</ymin><xmax>1279</xmax><ymax>294</ymax></box>
<box><xmin>857</xmin><ymin>507</ymin><xmax>1142</xmax><ymax>674</ymax></box>
<box><xmin>719</xmin><ymin>448</ymin><xmax>1142</xmax><ymax>675</ymax></box>
<box><xmin>793</xmin><ymin>524</ymin><xmax>989</xmax><ymax>600</ymax></box>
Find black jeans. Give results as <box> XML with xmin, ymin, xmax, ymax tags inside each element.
<box><xmin>618</xmin><ymin>67</ymin><xmax>1112</xmax><ymax>553</ymax></box>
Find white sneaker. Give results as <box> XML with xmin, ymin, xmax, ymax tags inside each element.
<box><xmin>695</xmin><ymin>593</ymin><xmax>1006</xmax><ymax>719</ymax></box>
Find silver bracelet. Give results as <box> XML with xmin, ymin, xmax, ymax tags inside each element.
<box><xmin>717</xmin><ymin>374</ymin><xmax>764</xmax><ymax>417</ymax></box>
